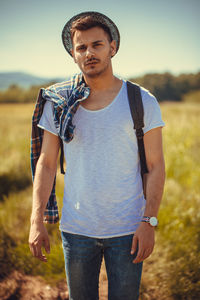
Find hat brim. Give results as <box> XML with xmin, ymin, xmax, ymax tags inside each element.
<box><xmin>62</xmin><ymin>11</ymin><xmax>120</xmax><ymax>57</ymax></box>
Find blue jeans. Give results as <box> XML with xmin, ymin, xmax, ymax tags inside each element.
<box><xmin>61</xmin><ymin>231</ymin><xmax>143</xmax><ymax>300</ymax></box>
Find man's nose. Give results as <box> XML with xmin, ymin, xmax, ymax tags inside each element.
<box><xmin>86</xmin><ymin>46</ymin><xmax>95</xmax><ymax>58</ymax></box>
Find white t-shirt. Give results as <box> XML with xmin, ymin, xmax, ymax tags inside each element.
<box><xmin>38</xmin><ymin>80</ymin><xmax>165</xmax><ymax>238</ymax></box>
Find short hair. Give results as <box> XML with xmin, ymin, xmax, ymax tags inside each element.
<box><xmin>70</xmin><ymin>16</ymin><xmax>113</xmax><ymax>43</ymax></box>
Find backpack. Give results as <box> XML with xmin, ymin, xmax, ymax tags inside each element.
<box><xmin>59</xmin><ymin>81</ymin><xmax>149</xmax><ymax>197</ymax></box>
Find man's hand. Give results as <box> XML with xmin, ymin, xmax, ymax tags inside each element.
<box><xmin>29</xmin><ymin>221</ymin><xmax>50</xmax><ymax>262</ymax></box>
<box><xmin>131</xmin><ymin>222</ymin><xmax>155</xmax><ymax>263</ymax></box>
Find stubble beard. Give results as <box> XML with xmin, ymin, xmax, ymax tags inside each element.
<box><xmin>84</xmin><ymin>63</ymin><xmax>109</xmax><ymax>78</ymax></box>
<box><xmin>82</xmin><ymin>50</ymin><xmax>112</xmax><ymax>79</ymax></box>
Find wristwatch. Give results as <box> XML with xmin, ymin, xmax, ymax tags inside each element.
<box><xmin>141</xmin><ymin>216</ymin><xmax>158</xmax><ymax>227</ymax></box>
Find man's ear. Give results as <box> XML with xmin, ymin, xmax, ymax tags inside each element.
<box><xmin>110</xmin><ymin>40</ymin><xmax>117</xmax><ymax>58</ymax></box>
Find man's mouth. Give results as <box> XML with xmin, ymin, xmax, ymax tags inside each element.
<box><xmin>85</xmin><ymin>59</ymin><xmax>100</xmax><ymax>66</ymax></box>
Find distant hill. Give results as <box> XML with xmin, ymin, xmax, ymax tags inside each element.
<box><xmin>0</xmin><ymin>72</ymin><xmax>65</xmax><ymax>90</ymax></box>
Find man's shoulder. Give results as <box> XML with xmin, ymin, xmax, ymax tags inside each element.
<box><xmin>138</xmin><ymin>85</ymin><xmax>162</xmax><ymax>119</ymax></box>
<box><xmin>39</xmin><ymin>73</ymin><xmax>86</xmax><ymax>105</ymax></box>
<box><xmin>45</xmin><ymin>73</ymin><xmax>84</xmax><ymax>94</ymax></box>
<box><xmin>139</xmin><ymin>85</ymin><xmax>156</xmax><ymax>101</ymax></box>
<box><xmin>126</xmin><ymin>80</ymin><xmax>157</xmax><ymax>104</ymax></box>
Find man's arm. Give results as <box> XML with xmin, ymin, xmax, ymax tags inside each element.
<box><xmin>29</xmin><ymin>130</ymin><xmax>60</xmax><ymax>262</ymax></box>
<box><xmin>131</xmin><ymin>127</ymin><xmax>165</xmax><ymax>263</ymax></box>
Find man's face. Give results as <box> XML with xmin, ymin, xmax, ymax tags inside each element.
<box><xmin>71</xmin><ymin>26</ymin><xmax>116</xmax><ymax>78</ymax></box>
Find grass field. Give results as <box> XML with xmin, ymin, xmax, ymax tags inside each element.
<box><xmin>0</xmin><ymin>101</ymin><xmax>199</xmax><ymax>299</ymax></box>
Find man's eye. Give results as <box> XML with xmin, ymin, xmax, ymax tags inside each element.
<box><xmin>77</xmin><ymin>46</ymin><xmax>86</xmax><ymax>51</ymax></box>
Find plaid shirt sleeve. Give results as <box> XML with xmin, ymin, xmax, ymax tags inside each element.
<box><xmin>30</xmin><ymin>74</ymin><xmax>90</xmax><ymax>224</ymax></box>
<box><xmin>30</xmin><ymin>89</ymin><xmax>59</xmax><ymax>224</ymax></box>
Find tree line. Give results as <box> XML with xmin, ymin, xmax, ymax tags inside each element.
<box><xmin>0</xmin><ymin>72</ymin><xmax>199</xmax><ymax>103</ymax></box>
<box><xmin>130</xmin><ymin>71</ymin><xmax>200</xmax><ymax>102</ymax></box>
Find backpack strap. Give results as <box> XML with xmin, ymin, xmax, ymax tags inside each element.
<box><xmin>126</xmin><ymin>81</ymin><xmax>148</xmax><ymax>191</ymax></box>
<box><xmin>60</xmin><ymin>138</ymin><xmax>65</xmax><ymax>174</ymax></box>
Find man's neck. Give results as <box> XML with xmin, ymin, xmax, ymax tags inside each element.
<box><xmin>80</xmin><ymin>70</ymin><xmax>123</xmax><ymax>111</ymax></box>
<box><xmin>83</xmin><ymin>72</ymin><xmax>118</xmax><ymax>92</ymax></box>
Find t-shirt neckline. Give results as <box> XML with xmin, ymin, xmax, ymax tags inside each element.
<box><xmin>79</xmin><ymin>80</ymin><xmax>125</xmax><ymax>113</ymax></box>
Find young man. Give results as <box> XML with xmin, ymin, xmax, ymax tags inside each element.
<box><xmin>29</xmin><ymin>11</ymin><xmax>165</xmax><ymax>300</ymax></box>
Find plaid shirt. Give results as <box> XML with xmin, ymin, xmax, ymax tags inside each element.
<box><xmin>31</xmin><ymin>73</ymin><xmax>90</xmax><ymax>224</ymax></box>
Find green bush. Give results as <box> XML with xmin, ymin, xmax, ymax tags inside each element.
<box><xmin>0</xmin><ymin>170</ymin><xmax>31</xmax><ymax>200</ymax></box>
<box><xmin>0</xmin><ymin>229</ymin><xmax>17</xmax><ymax>279</ymax></box>
<box><xmin>0</xmin><ymin>187</ymin><xmax>65</xmax><ymax>282</ymax></box>
<box><xmin>0</xmin><ymin>82</ymin><xmax>57</xmax><ymax>103</ymax></box>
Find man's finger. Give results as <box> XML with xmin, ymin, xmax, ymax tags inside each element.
<box><xmin>132</xmin><ymin>240</ymin><xmax>145</xmax><ymax>263</ymax></box>
<box><xmin>36</xmin><ymin>244</ymin><xmax>47</xmax><ymax>262</ymax></box>
<box><xmin>143</xmin><ymin>247</ymin><xmax>154</xmax><ymax>260</ymax></box>
<box><xmin>141</xmin><ymin>249</ymin><xmax>151</xmax><ymax>261</ymax></box>
<box><xmin>133</xmin><ymin>249</ymin><xmax>144</xmax><ymax>263</ymax></box>
<box><xmin>30</xmin><ymin>240</ymin><xmax>46</xmax><ymax>262</ymax></box>
<box><xmin>35</xmin><ymin>243</ymin><xmax>42</xmax><ymax>257</ymax></box>
<box><xmin>44</xmin><ymin>237</ymin><xmax>50</xmax><ymax>254</ymax></box>
<box><xmin>134</xmin><ymin>247</ymin><xmax>153</xmax><ymax>263</ymax></box>
<box><xmin>29</xmin><ymin>243</ymin><xmax>36</xmax><ymax>257</ymax></box>
<box><xmin>38</xmin><ymin>254</ymin><xmax>47</xmax><ymax>262</ymax></box>
<box><xmin>131</xmin><ymin>235</ymin><xmax>138</xmax><ymax>255</ymax></box>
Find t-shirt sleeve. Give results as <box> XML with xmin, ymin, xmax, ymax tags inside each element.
<box><xmin>141</xmin><ymin>88</ymin><xmax>165</xmax><ymax>134</ymax></box>
<box><xmin>38</xmin><ymin>101</ymin><xmax>58</xmax><ymax>136</ymax></box>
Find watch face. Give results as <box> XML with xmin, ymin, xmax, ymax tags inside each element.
<box><xmin>150</xmin><ymin>217</ymin><xmax>158</xmax><ymax>226</ymax></box>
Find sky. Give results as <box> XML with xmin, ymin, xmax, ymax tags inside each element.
<box><xmin>0</xmin><ymin>0</ymin><xmax>199</xmax><ymax>79</ymax></box>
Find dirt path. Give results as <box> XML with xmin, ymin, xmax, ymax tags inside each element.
<box><xmin>0</xmin><ymin>267</ymin><xmax>108</xmax><ymax>300</ymax></box>
<box><xmin>0</xmin><ymin>246</ymin><xmax>173</xmax><ymax>300</ymax></box>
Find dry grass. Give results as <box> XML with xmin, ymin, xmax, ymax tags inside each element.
<box><xmin>0</xmin><ymin>102</ymin><xmax>200</xmax><ymax>299</ymax></box>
